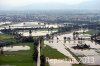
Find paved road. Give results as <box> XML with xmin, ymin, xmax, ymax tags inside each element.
<box><xmin>37</xmin><ymin>41</ymin><xmax>40</xmax><ymax>66</ymax></box>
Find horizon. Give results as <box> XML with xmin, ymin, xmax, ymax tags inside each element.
<box><xmin>0</xmin><ymin>0</ymin><xmax>100</xmax><ymax>10</ymax></box>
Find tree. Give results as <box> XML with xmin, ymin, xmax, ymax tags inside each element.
<box><xmin>29</xmin><ymin>29</ymin><xmax>32</xmax><ymax>36</ymax></box>
<box><xmin>21</xmin><ymin>36</ymin><xmax>33</xmax><ymax>42</ymax></box>
<box><xmin>0</xmin><ymin>47</ymin><xmax>3</xmax><ymax>54</ymax></box>
<box><xmin>46</xmin><ymin>34</ymin><xmax>50</xmax><ymax>40</ymax></box>
<box><xmin>44</xmin><ymin>23</ymin><xmax>46</xmax><ymax>28</ymax></box>
<box><xmin>39</xmin><ymin>36</ymin><xmax>44</xmax><ymax>44</ymax></box>
<box><xmin>40</xmin><ymin>55</ymin><xmax>46</xmax><ymax>66</ymax></box>
<box><xmin>76</xmin><ymin>32</ymin><xmax>79</xmax><ymax>37</ymax></box>
<box><xmin>57</xmin><ymin>37</ymin><xmax>59</xmax><ymax>40</ymax></box>
<box><xmin>50</xmin><ymin>27</ymin><xmax>54</xmax><ymax>34</ymax></box>
<box><xmin>64</xmin><ymin>37</ymin><xmax>67</xmax><ymax>43</ymax></box>
<box><xmin>73</xmin><ymin>32</ymin><xmax>76</xmax><ymax>37</ymax></box>
<box><xmin>68</xmin><ymin>37</ymin><xmax>71</xmax><ymax>43</ymax></box>
<box><xmin>0</xmin><ymin>42</ymin><xmax>7</xmax><ymax>54</ymax></box>
<box><xmin>9</xmin><ymin>26</ymin><xmax>11</xmax><ymax>30</ymax></box>
<box><xmin>38</xmin><ymin>23</ymin><xmax>40</xmax><ymax>25</ymax></box>
<box><xmin>34</xmin><ymin>39</ymin><xmax>39</xmax><ymax>47</ymax></box>
<box><xmin>33</xmin><ymin>49</ymin><xmax>38</xmax><ymax>62</ymax></box>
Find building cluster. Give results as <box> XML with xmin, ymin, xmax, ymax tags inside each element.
<box><xmin>0</xmin><ymin>11</ymin><xmax>100</xmax><ymax>22</ymax></box>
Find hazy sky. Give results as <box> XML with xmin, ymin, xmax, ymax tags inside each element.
<box><xmin>0</xmin><ymin>0</ymin><xmax>88</xmax><ymax>6</ymax></box>
<box><xmin>0</xmin><ymin>0</ymin><xmax>99</xmax><ymax>10</ymax></box>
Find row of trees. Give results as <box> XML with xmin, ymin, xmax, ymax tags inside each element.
<box><xmin>39</xmin><ymin>36</ymin><xmax>46</xmax><ymax>66</ymax></box>
<box><xmin>33</xmin><ymin>37</ymin><xmax>46</xmax><ymax>66</ymax></box>
<box><xmin>33</xmin><ymin>38</ymin><xmax>39</xmax><ymax>66</ymax></box>
<box><xmin>58</xmin><ymin>24</ymin><xmax>81</xmax><ymax>33</ymax></box>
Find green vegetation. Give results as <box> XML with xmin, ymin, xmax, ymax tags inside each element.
<box><xmin>40</xmin><ymin>41</ymin><xmax>69</xmax><ymax>59</ymax></box>
<box><xmin>40</xmin><ymin>40</ymin><xmax>70</xmax><ymax>66</ymax></box>
<box><xmin>0</xmin><ymin>34</ymin><xmax>18</xmax><ymax>44</ymax></box>
<box><xmin>0</xmin><ymin>42</ymin><xmax>35</xmax><ymax>66</ymax></box>
<box><xmin>18</xmin><ymin>28</ymin><xmax>58</xmax><ymax>32</ymax></box>
<box><xmin>81</xmin><ymin>29</ymin><xmax>100</xmax><ymax>35</ymax></box>
<box><xmin>41</xmin><ymin>45</ymin><xmax>69</xmax><ymax>59</ymax></box>
<box><xmin>0</xmin><ymin>56</ymin><xmax>34</xmax><ymax>66</ymax></box>
<box><xmin>0</xmin><ymin>34</ymin><xmax>13</xmax><ymax>40</ymax></box>
<box><xmin>0</xmin><ymin>34</ymin><xmax>35</xmax><ymax>66</ymax></box>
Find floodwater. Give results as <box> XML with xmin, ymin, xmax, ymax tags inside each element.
<box><xmin>2</xmin><ymin>45</ymin><xmax>30</xmax><ymax>51</ymax></box>
<box><xmin>18</xmin><ymin>30</ymin><xmax>57</xmax><ymax>36</ymax></box>
<box><xmin>0</xmin><ymin>22</ymin><xmax>58</xmax><ymax>30</ymax></box>
<box><xmin>44</xmin><ymin>29</ymin><xmax>100</xmax><ymax>66</ymax></box>
<box><xmin>0</xmin><ymin>22</ymin><xmax>58</xmax><ymax>36</ymax></box>
<box><xmin>1</xmin><ymin>22</ymin><xmax>100</xmax><ymax>65</ymax></box>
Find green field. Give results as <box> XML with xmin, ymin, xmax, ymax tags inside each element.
<box><xmin>41</xmin><ymin>45</ymin><xmax>69</xmax><ymax>59</ymax></box>
<box><xmin>0</xmin><ymin>42</ymin><xmax>35</xmax><ymax>66</ymax></box>
<box><xmin>0</xmin><ymin>34</ymin><xmax>35</xmax><ymax>66</ymax></box>
<box><xmin>40</xmin><ymin>40</ymin><xmax>70</xmax><ymax>66</ymax></box>
<box><xmin>40</xmin><ymin>41</ymin><xmax>69</xmax><ymax>59</ymax></box>
<box><xmin>0</xmin><ymin>34</ymin><xmax>14</xmax><ymax>40</ymax></box>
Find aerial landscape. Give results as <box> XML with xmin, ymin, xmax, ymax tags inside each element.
<box><xmin>0</xmin><ymin>0</ymin><xmax>100</xmax><ymax>66</ymax></box>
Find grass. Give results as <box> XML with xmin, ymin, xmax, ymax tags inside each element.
<box><xmin>0</xmin><ymin>34</ymin><xmax>14</xmax><ymax>40</ymax></box>
<box><xmin>0</xmin><ymin>42</ymin><xmax>35</xmax><ymax>66</ymax></box>
<box><xmin>40</xmin><ymin>40</ymin><xmax>70</xmax><ymax>66</ymax></box>
<box><xmin>41</xmin><ymin>44</ymin><xmax>69</xmax><ymax>59</ymax></box>
<box><xmin>0</xmin><ymin>33</ymin><xmax>18</xmax><ymax>44</ymax></box>
<box><xmin>0</xmin><ymin>34</ymin><xmax>35</xmax><ymax>66</ymax></box>
<box><xmin>2</xmin><ymin>42</ymin><xmax>34</xmax><ymax>55</ymax></box>
<box><xmin>41</xmin><ymin>41</ymin><xmax>69</xmax><ymax>59</ymax></box>
<box><xmin>0</xmin><ymin>56</ymin><xmax>33</xmax><ymax>63</ymax></box>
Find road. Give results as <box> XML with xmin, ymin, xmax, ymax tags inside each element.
<box><xmin>37</xmin><ymin>41</ymin><xmax>40</xmax><ymax>66</ymax></box>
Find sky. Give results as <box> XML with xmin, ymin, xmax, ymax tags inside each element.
<box><xmin>0</xmin><ymin>0</ymin><xmax>88</xmax><ymax>6</ymax></box>
<box><xmin>0</xmin><ymin>0</ymin><xmax>100</xmax><ymax>10</ymax></box>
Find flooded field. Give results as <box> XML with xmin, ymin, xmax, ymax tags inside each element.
<box><xmin>0</xmin><ymin>22</ymin><xmax>100</xmax><ymax>66</ymax></box>
<box><xmin>44</xmin><ymin>29</ymin><xmax>100</xmax><ymax>66</ymax></box>
<box><xmin>0</xmin><ymin>22</ymin><xmax>58</xmax><ymax>29</ymax></box>
<box><xmin>18</xmin><ymin>30</ymin><xmax>57</xmax><ymax>36</ymax></box>
<box><xmin>3</xmin><ymin>45</ymin><xmax>30</xmax><ymax>51</ymax></box>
